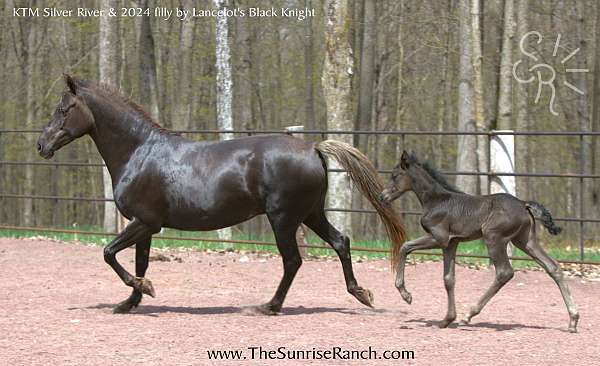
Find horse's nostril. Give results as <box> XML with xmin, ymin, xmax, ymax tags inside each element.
<box><xmin>37</xmin><ymin>142</ymin><xmax>42</xmax><ymax>152</ymax></box>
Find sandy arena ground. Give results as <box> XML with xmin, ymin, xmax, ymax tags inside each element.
<box><xmin>0</xmin><ymin>237</ymin><xmax>598</xmax><ymax>365</ymax></box>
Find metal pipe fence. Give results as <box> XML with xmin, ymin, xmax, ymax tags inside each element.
<box><xmin>1</xmin><ymin>128</ymin><xmax>598</xmax><ymax>265</ymax></box>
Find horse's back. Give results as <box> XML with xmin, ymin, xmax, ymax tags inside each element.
<box><xmin>118</xmin><ymin>134</ymin><xmax>326</xmax><ymax>230</ymax></box>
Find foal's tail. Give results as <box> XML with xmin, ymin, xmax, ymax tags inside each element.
<box><xmin>525</xmin><ymin>201</ymin><xmax>562</xmax><ymax>235</ymax></box>
<box><xmin>315</xmin><ymin>140</ymin><xmax>407</xmax><ymax>267</ymax></box>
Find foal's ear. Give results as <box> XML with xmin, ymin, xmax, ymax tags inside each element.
<box><xmin>63</xmin><ymin>74</ymin><xmax>77</xmax><ymax>95</ymax></box>
<box><xmin>400</xmin><ymin>150</ymin><xmax>410</xmax><ymax>169</ymax></box>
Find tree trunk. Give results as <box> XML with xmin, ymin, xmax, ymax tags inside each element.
<box><xmin>304</xmin><ymin>0</ymin><xmax>316</xmax><ymax>130</ymax></box>
<box><xmin>98</xmin><ymin>0</ymin><xmax>119</xmax><ymax>233</ymax></box>
<box><xmin>323</xmin><ymin>0</ymin><xmax>354</xmax><ymax>238</ymax></box>
<box><xmin>355</xmin><ymin>0</ymin><xmax>376</xmax><ymax>152</ymax></box>
<box><xmin>471</xmin><ymin>0</ymin><xmax>487</xmax><ymax>195</ymax></box>
<box><xmin>592</xmin><ymin>1</ymin><xmax>600</xmax><ymax>218</ymax></box>
<box><xmin>456</xmin><ymin>0</ymin><xmax>478</xmax><ymax>194</ymax></box>
<box><xmin>515</xmin><ymin>0</ymin><xmax>530</xmax><ymax>198</ymax></box>
<box><xmin>138</xmin><ymin>0</ymin><xmax>160</xmax><ymax>121</ymax></box>
<box><xmin>496</xmin><ymin>0</ymin><xmax>514</xmax><ymax>130</ymax></box>
<box><xmin>174</xmin><ymin>0</ymin><xmax>195</xmax><ymax>130</ymax></box>
<box><xmin>350</xmin><ymin>0</ymin><xmax>376</xmax><ymax>238</ymax></box>
<box><xmin>214</xmin><ymin>0</ymin><xmax>233</xmax><ymax>243</ymax></box>
<box><xmin>235</xmin><ymin>8</ymin><xmax>253</xmax><ymax>130</ymax></box>
<box><xmin>23</xmin><ymin>9</ymin><xmax>38</xmax><ymax>226</ymax></box>
<box><xmin>573</xmin><ymin>2</ymin><xmax>594</xmax><ymax>228</ymax></box>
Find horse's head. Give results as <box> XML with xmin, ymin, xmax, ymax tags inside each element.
<box><xmin>380</xmin><ymin>150</ymin><xmax>414</xmax><ymax>203</ymax></box>
<box><xmin>37</xmin><ymin>75</ymin><xmax>95</xmax><ymax>159</ymax></box>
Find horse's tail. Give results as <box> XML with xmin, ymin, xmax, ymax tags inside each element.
<box><xmin>315</xmin><ymin>140</ymin><xmax>407</xmax><ymax>268</ymax></box>
<box><xmin>525</xmin><ymin>201</ymin><xmax>562</xmax><ymax>235</ymax></box>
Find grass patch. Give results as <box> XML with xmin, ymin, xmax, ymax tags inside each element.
<box><xmin>1</xmin><ymin>227</ymin><xmax>598</xmax><ymax>269</ymax></box>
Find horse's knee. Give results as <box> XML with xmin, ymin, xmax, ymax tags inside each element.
<box><xmin>496</xmin><ymin>268</ymin><xmax>514</xmax><ymax>284</ymax></box>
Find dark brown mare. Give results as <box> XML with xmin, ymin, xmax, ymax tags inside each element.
<box><xmin>37</xmin><ymin>75</ymin><xmax>406</xmax><ymax>314</ymax></box>
<box><xmin>380</xmin><ymin>151</ymin><xmax>579</xmax><ymax>332</ymax></box>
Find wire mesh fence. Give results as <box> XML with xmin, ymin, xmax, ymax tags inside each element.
<box><xmin>0</xmin><ymin>128</ymin><xmax>598</xmax><ymax>265</ymax></box>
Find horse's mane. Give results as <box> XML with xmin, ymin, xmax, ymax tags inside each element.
<box><xmin>72</xmin><ymin>77</ymin><xmax>177</xmax><ymax>135</ymax></box>
<box><xmin>407</xmin><ymin>152</ymin><xmax>463</xmax><ymax>194</ymax></box>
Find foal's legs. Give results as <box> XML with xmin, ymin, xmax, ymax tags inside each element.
<box><xmin>461</xmin><ymin>234</ymin><xmax>513</xmax><ymax>325</ymax></box>
<box><xmin>439</xmin><ymin>240</ymin><xmax>459</xmax><ymax>328</ymax></box>
<box><xmin>513</xmin><ymin>224</ymin><xmax>579</xmax><ymax>332</ymax></box>
<box><xmin>394</xmin><ymin>235</ymin><xmax>442</xmax><ymax>304</ymax></box>
<box><xmin>250</xmin><ymin>213</ymin><xmax>303</xmax><ymax>315</ymax></box>
<box><xmin>304</xmin><ymin>210</ymin><xmax>374</xmax><ymax>307</ymax></box>
<box><xmin>103</xmin><ymin>218</ymin><xmax>157</xmax><ymax>301</ymax></box>
<box><xmin>113</xmin><ymin>235</ymin><xmax>152</xmax><ymax>314</ymax></box>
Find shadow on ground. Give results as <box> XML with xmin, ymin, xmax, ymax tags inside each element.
<box><xmin>406</xmin><ymin>317</ymin><xmax>555</xmax><ymax>331</ymax></box>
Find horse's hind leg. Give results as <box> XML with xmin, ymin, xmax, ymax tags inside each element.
<box><xmin>248</xmin><ymin>214</ymin><xmax>303</xmax><ymax>315</ymax></box>
<box><xmin>461</xmin><ymin>234</ymin><xmax>514</xmax><ymax>325</ymax></box>
<box><xmin>304</xmin><ymin>210</ymin><xmax>374</xmax><ymax>307</ymax></box>
<box><xmin>439</xmin><ymin>240</ymin><xmax>459</xmax><ymax>328</ymax></box>
<box><xmin>113</xmin><ymin>235</ymin><xmax>152</xmax><ymax>314</ymax></box>
<box><xmin>512</xmin><ymin>225</ymin><xmax>579</xmax><ymax>332</ymax></box>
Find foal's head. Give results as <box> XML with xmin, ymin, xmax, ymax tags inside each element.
<box><xmin>37</xmin><ymin>75</ymin><xmax>95</xmax><ymax>159</ymax></box>
<box><xmin>380</xmin><ymin>151</ymin><xmax>417</xmax><ymax>203</ymax></box>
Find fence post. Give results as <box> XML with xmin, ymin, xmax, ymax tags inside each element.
<box><xmin>490</xmin><ymin>130</ymin><xmax>516</xmax><ymax>259</ymax></box>
<box><xmin>286</xmin><ymin>125</ymin><xmax>309</xmax><ymax>258</ymax></box>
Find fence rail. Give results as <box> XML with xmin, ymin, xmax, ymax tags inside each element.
<box><xmin>1</xmin><ymin>128</ymin><xmax>598</xmax><ymax>265</ymax></box>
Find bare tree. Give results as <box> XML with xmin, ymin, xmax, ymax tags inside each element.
<box><xmin>214</xmin><ymin>0</ymin><xmax>233</xmax><ymax>242</ymax></box>
<box><xmin>174</xmin><ymin>0</ymin><xmax>195</xmax><ymax>130</ymax></box>
<box><xmin>304</xmin><ymin>0</ymin><xmax>316</xmax><ymax>130</ymax></box>
<box><xmin>138</xmin><ymin>0</ymin><xmax>160</xmax><ymax>121</ymax></box>
<box><xmin>99</xmin><ymin>0</ymin><xmax>119</xmax><ymax>233</ymax></box>
<box><xmin>592</xmin><ymin>1</ymin><xmax>600</xmax><ymax>218</ymax></box>
<box><xmin>355</xmin><ymin>0</ymin><xmax>376</xmax><ymax>151</ymax></box>
<box><xmin>471</xmin><ymin>0</ymin><xmax>487</xmax><ymax>194</ymax></box>
<box><xmin>322</xmin><ymin>0</ymin><xmax>354</xmax><ymax>237</ymax></box>
<box><xmin>515</xmin><ymin>0</ymin><xmax>530</xmax><ymax>198</ymax></box>
<box><xmin>496</xmin><ymin>0</ymin><xmax>515</xmax><ymax>130</ymax></box>
<box><xmin>456</xmin><ymin>0</ymin><xmax>478</xmax><ymax>194</ymax></box>
<box><xmin>573</xmin><ymin>1</ymin><xmax>594</xmax><ymax>223</ymax></box>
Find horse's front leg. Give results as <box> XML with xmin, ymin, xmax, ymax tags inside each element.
<box><xmin>103</xmin><ymin>218</ymin><xmax>158</xmax><ymax>307</ymax></box>
<box><xmin>395</xmin><ymin>235</ymin><xmax>441</xmax><ymax>304</ymax></box>
<box><xmin>113</xmin><ymin>235</ymin><xmax>152</xmax><ymax>314</ymax></box>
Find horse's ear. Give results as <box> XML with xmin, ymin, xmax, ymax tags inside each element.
<box><xmin>400</xmin><ymin>150</ymin><xmax>410</xmax><ymax>169</ymax></box>
<box><xmin>64</xmin><ymin>74</ymin><xmax>77</xmax><ymax>94</ymax></box>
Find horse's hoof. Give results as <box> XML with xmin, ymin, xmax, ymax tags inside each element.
<box><xmin>438</xmin><ymin>318</ymin><xmax>454</xmax><ymax>328</ymax></box>
<box><xmin>568</xmin><ymin>326</ymin><xmax>578</xmax><ymax>333</ymax></box>
<box><xmin>352</xmin><ymin>287</ymin><xmax>374</xmax><ymax>308</ymax></box>
<box><xmin>459</xmin><ymin>319</ymin><xmax>470</xmax><ymax>326</ymax></box>
<box><xmin>399</xmin><ymin>289</ymin><xmax>412</xmax><ymax>305</ymax></box>
<box><xmin>243</xmin><ymin>303</ymin><xmax>280</xmax><ymax>316</ymax></box>
<box><xmin>113</xmin><ymin>301</ymin><xmax>136</xmax><ymax>314</ymax></box>
<box><xmin>133</xmin><ymin>277</ymin><xmax>156</xmax><ymax>298</ymax></box>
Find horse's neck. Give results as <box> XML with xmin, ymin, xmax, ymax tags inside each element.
<box><xmin>84</xmin><ymin>93</ymin><xmax>151</xmax><ymax>180</ymax></box>
<box><xmin>411</xmin><ymin>169</ymin><xmax>449</xmax><ymax>209</ymax></box>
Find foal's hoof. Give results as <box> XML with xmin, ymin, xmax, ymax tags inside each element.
<box><xmin>438</xmin><ymin>318</ymin><xmax>454</xmax><ymax>328</ymax></box>
<box><xmin>398</xmin><ymin>289</ymin><xmax>412</xmax><ymax>305</ymax></box>
<box><xmin>459</xmin><ymin>318</ymin><xmax>470</xmax><ymax>326</ymax></box>
<box><xmin>133</xmin><ymin>277</ymin><xmax>156</xmax><ymax>298</ymax></box>
<box><xmin>351</xmin><ymin>287</ymin><xmax>374</xmax><ymax>308</ymax></box>
<box><xmin>113</xmin><ymin>300</ymin><xmax>137</xmax><ymax>314</ymax></box>
<box><xmin>243</xmin><ymin>303</ymin><xmax>280</xmax><ymax>316</ymax></box>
